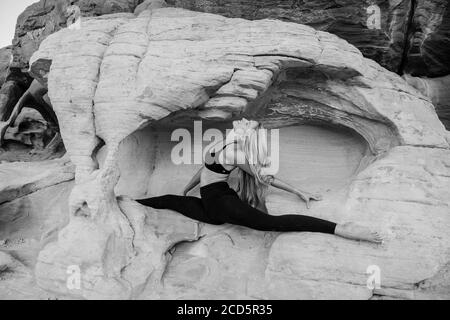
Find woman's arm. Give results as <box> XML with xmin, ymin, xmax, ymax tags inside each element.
<box><xmin>227</xmin><ymin>151</ymin><xmax>322</xmax><ymax>209</ymax></box>
<box><xmin>229</xmin><ymin>150</ymin><xmax>321</xmax><ymax>208</ymax></box>
<box><xmin>270</xmin><ymin>177</ymin><xmax>322</xmax><ymax>209</ymax></box>
<box><xmin>183</xmin><ymin>166</ymin><xmax>203</xmax><ymax>196</ymax></box>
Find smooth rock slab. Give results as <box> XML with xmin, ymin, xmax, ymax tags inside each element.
<box><xmin>147</xmin><ymin>146</ymin><xmax>450</xmax><ymax>300</ymax></box>
<box><xmin>0</xmin><ymin>155</ymin><xmax>74</xmax><ymax>204</ymax></box>
<box><xmin>35</xmin><ymin>197</ymin><xmax>200</xmax><ymax>299</ymax></box>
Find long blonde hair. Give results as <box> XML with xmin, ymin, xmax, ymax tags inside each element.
<box><xmin>235</xmin><ymin>122</ymin><xmax>274</xmax><ymax>209</ymax></box>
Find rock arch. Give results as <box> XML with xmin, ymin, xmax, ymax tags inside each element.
<box><xmin>27</xmin><ymin>7</ymin><xmax>450</xmax><ymax>299</ymax></box>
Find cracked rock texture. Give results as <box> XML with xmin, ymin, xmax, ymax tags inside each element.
<box><xmin>2</xmin><ymin>108</ymin><xmax>57</xmax><ymax>152</ymax></box>
<box><xmin>0</xmin><ymin>5</ymin><xmax>449</xmax><ymax>299</ymax></box>
<box><xmin>404</xmin><ymin>0</ymin><xmax>450</xmax><ymax>77</ymax></box>
<box><xmin>4</xmin><ymin>0</ymin><xmax>450</xmax><ymax>82</ymax></box>
<box><xmin>0</xmin><ymin>155</ymin><xmax>74</xmax><ymax>204</ymax></box>
<box><xmin>168</xmin><ymin>0</ymin><xmax>450</xmax><ymax>77</ymax></box>
<box><xmin>11</xmin><ymin>0</ymin><xmax>144</xmax><ymax>72</ymax></box>
<box><xmin>0</xmin><ymin>0</ymin><xmax>145</xmax><ymax>145</ymax></box>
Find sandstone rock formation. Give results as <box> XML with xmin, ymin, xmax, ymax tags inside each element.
<box><xmin>0</xmin><ymin>156</ymin><xmax>75</xmax><ymax>299</ymax></box>
<box><xmin>0</xmin><ymin>79</ymin><xmax>64</xmax><ymax>163</ymax></box>
<box><xmin>2</xmin><ymin>109</ymin><xmax>52</xmax><ymax>149</ymax></box>
<box><xmin>11</xmin><ymin>0</ymin><xmax>145</xmax><ymax>73</ymax></box>
<box><xmin>134</xmin><ymin>0</ymin><xmax>167</xmax><ymax>14</ymax></box>
<box><xmin>0</xmin><ymin>47</ymin><xmax>12</xmax><ymax>88</ymax></box>
<box><xmin>3</xmin><ymin>0</ymin><xmax>143</xmax><ymax>108</ymax></box>
<box><xmin>0</xmin><ymin>155</ymin><xmax>74</xmax><ymax>204</ymax></box>
<box><xmin>2</xmin><ymin>0</ymin><xmax>450</xmax><ymax>150</ymax></box>
<box><xmin>0</xmin><ymin>80</ymin><xmax>57</xmax><ymax>143</ymax></box>
<box><xmin>6</xmin><ymin>0</ymin><xmax>450</xmax><ymax>85</ymax></box>
<box><xmin>0</xmin><ymin>250</ymin><xmax>57</xmax><ymax>300</ymax></box>
<box><xmin>167</xmin><ymin>0</ymin><xmax>450</xmax><ymax>78</ymax></box>
<box><xmin>404</xmin><ymin>0</ymin><xmax>450</xmax><ymax>77</ymax></box>
<box><xmin>404</xmin><ymin>74</ymin><xmax>450</xmax><ymax>129</ymax></box>
<box><xmin>2</xmin><ymin>6</ymin><xmax>444</xmax><ymax>300</ymax></box>
<box><xmin>0</xmin><ymin>1</ymin><xmax>146</xmax><ymax>157</ymax></box>
<box><xmin>168</xmin><ymin>0</ymin><xmax>414</xmax><ymax>73</ymax></box>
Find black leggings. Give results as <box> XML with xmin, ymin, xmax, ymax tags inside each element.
<box><xmin>136</xmin><ymin>181</ymin><xmax>336</xmax><ymax>234</ymax></box>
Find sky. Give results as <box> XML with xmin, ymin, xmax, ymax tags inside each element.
<box><xmin>0</xmin><ymin>0</ymin><xmax>40</xmax><ymax>48</ymax></box>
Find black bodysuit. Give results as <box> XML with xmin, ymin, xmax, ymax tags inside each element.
<box><xmin>204</xmin><ymin>142</ymin><xmax>236</xmax><ymax>174</ymax></box>
<box><xmin>136</xmin><ymin>143</ymin><xmax>337</xmax><ymax>234</ymax></box>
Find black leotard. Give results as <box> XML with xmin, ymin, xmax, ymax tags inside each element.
<box><xmin>204</xmin><ymin>142</ymin><xmax>236</xmax><ymax>175</ymax></box>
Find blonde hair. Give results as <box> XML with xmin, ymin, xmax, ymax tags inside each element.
<box><xmin>235</xmin><ymin>122</ymin><xmax>274</xmax><ymax>209</ymax></box>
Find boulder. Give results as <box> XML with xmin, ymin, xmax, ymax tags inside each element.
<box><xmin>0</xmin><ymin>251</ymin><xmax>14</xmax><ymax>272</ymax></box>
<box><xmin>3</xmin><ymin>108</ymin><xmax>54</xmax><ymax>148</ymax></box>
<box><xmin>0</xmin><ymin>155</ymin><xmax>74</xmax><ymax>204</ymax></box>
<box><xmin>11</xmin><ymin>0</ymin><xmax>145</xmax><ymax>72</ymax></box>
<box><xmin>0</xmin><ymin>182</ymin><xmax>73</xmax><ymax>270</ymax></box>
<box><xmin>167</xmin><ymin>0</ymin><xmax>412</xmax><ymax>73</ymax></box>
<box><xmin>0</xmin><ymin>46</ymin><xmax>12</xmax><ymax>88</ymax></box>
<box><xmin>134</xmin><ymin>0</ymin><xmax>167</xmax><ymax>15</ymax></box>
<box><xmin>21</xmin><ymin>7</ymin><xmax>450</xmax><ymax>299</ymax></box>
<box><xmin>404</xmin><ymin>0</ymin><xmax>450</xmax><ymax>77</ymax></box>
<box><xmin>0</xmin><ymin>70</ymin><xmax>31</xmax><ymax>124</ymax></box>
<box><xmin>0</xmin><ymin>160</ymin><xmax>74</xmax><ymax>299</ymax></box>
<box><xmin>404</xmin><ymin>74</ymin><xmax>450</xmax><ymax>129</ymax></box>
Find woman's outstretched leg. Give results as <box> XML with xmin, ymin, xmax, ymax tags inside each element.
<box><xmin>240</xmin><ymin>210</ymin><xmax>337</xmax><ymax>234</ymax></box>
<box><xmin>135</xmin><ymin>195</ymin><xmax>223</xmax><ymax>225</ymax></box>
<box><xmin>217</xmin><ymin>195</ymin><xmax>335</xmax><ymax>233</ymax></box>
<box><xmin>219</xmin><ymin>195</ymin><xmax>382</xmax><ymax>242</ymax></box>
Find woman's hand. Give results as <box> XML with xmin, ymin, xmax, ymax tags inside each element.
<box><xmin>269</xmin><ymin>177</ymin><xmax>322</xmax><ymax>209</ymax></box>
<box><xmin>297</xmin><ymin>192</ymin><xmax>322</xmax><ymax>209</ymax></box>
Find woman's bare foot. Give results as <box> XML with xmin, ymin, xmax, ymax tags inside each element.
<box><xmin>334</xmin><ymin>222</ymin><xmax>383</xmax><ymax>244</ymax></box>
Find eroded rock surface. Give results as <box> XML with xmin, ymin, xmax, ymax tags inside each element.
<box><xmin>0</xmin><ymin>5</ymin><xmax>448</xmax><ymax>299</ymax></box>
<box><xmin>7</xmin><ymin>0</ymin><xmax>450</xmax><ymax>82</ymax></box>
<box><xmin>31</xmin><ymin>8</ymin><xmax>448</xmax><ymax>149</ymax></box>
<box><xmin>404</xmin><ymin>74</ymin><xmax>450</xmax><ymax>129</ymax></box>
<box><xmin>0</xmin><ymin>155</ymin><xmax>74</xmax><ymax>204</ymax></box>
<box><xmin>114</xmin><ymin>125</ymin><xmax>450</xmax><ymax>300</ymax></box>
<box><xmin>0</xmin><ymin>1</ymin><xmax>146</xmax><ymax>160</ymax></box>
<box><xmin>2</xmin><ymin>108</ymin><xmax>55</xmax><ymax>149</ymax></box>
<box><xmin>12</xmin><ymin>0</ymin><xmax>145</xmax><ymax>73</ymax></box>
<box><xmin>0</xmin><ymin>162</ymin><xmax>74</xmax><ymax>299</ymax></box>
<box><xmin>167</xmin><ymin>0</ymin><xmax>412</xmax><ymax>73</ymax></box>
<box><xmin>0</xmin><ymin>251</ymin><xmax>55</xmax><ymax>300</ymax></box>
<box><xmin>404</xmin><ymin>0</ymin><xmax>450</xmax><ymax>77</ymax></box>
<box><xmin>35</xmin><ymin>198</ymin><xmax>200</xmax><ymax>299</ymax></box>
<box><xmin>19</xmin><ymin>6</ymin><xmax>450</xmax><ymax>300</ymax></box>
<box><xmin>2</xmin><ymin>1</ymin><xmax>449</xmax><ymax>155</ymax></box>
<box><xmin>169</xmin><ymin>0</ymin><xmax>450</xmax><ymax>78</ymax></box>
<box><xmin>0</xmin><ymin>47</ymin><xmax>12</xmax><ymax>88</ymax></box>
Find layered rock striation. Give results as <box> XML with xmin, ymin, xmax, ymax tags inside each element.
<box><xmin>8</xmin><ymin>6</ymin><xmax>447</xmax><ymax>299</ymax></box>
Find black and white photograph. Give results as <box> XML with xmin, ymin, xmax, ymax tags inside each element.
<box><xmin>0</xmin><ymin>0</ymin><xmax>449</xmax><ymax>304</ymax></box>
